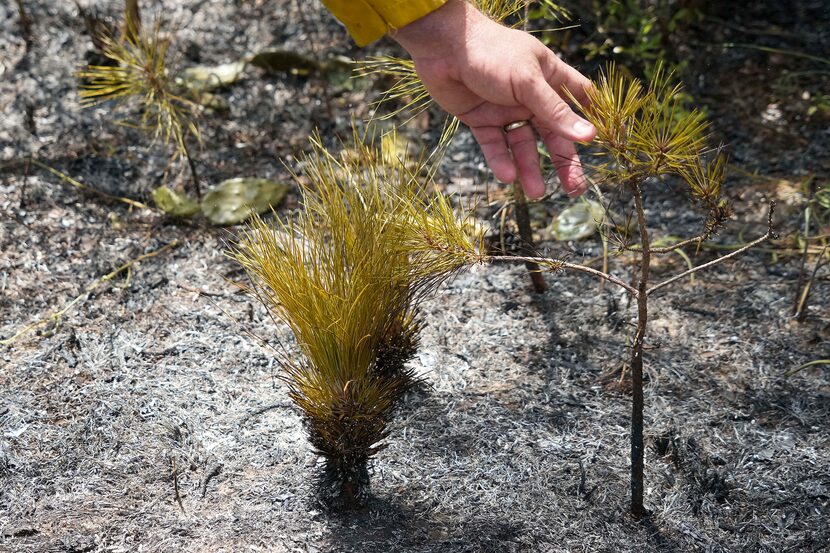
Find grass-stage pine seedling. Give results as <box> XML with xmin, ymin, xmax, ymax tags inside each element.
<box><xmin>231</xmin><ymin>128</ymin><xmax>479</xmax><ymax>509</ymax></box>
<box><xmin>396</xmin><ymin>64</ymin><xmax>776</xmax><ymax>518</ymax></box>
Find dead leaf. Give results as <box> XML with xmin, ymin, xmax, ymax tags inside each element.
<box><xmin>201</xmin><ymin>178</ymin><xmax>289</xmax><ymax>226</ymax></box>
<box><xmin>152</xmin><ymin>186</ymin><xmax>200</xmax><ymax>217</ymax></box>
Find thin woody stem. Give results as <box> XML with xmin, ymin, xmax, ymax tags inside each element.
<box><xmin>629</xmin><ymin>182</ymin><xmax>650</xmax><ymax>519</ymax></box>
<box><xmin>626</xmin><ymin>233</ymin><xmax>708</xmax><ymax>254</ymax></box>
<box><xmin>182</xmin><ymin>141</ymin><xmax>202</xmax><ymax>201</ymax></box>
<box><xmin>486</xmin><ymin>255</ymin><xmax>638</xmax><ymax>296</ymax></box>
<box><xmin>1</xmin><ymin>240</ymin><xmax>179</xmax><ymax>345</ymax></box>
<box><xmin>647</xmin><ymin>203</ymin><xmax>776</xmax><ymax>297</ymax></box>
<box><xmin>511</xmin><ymin>184</ymin><xmax>548</xmax><ymax>293</ymax></box>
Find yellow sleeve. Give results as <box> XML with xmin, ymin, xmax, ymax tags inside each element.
<box><xmin>321</xmin><ymin>0</ymin><xmax>450</xmax><ymax>47</ymax></box>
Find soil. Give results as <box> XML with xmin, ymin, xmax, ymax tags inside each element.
<box><xmin>1</xmin><ymin>1</ymin><xmax>829</xmax><ymax>552</ymax></box>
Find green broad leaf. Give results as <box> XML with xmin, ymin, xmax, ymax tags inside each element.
<box><xmin>249</xmin><ymin>49</ymin><xmax>319</xmax><ymax>75</ymax></box>
<box><xmin>550</xmin><ymin>200</ymin><xmax>608</xmax><ymax>241</ymax></box>
<box><xmin>202</xmin><ymin>178</ymin><xmax>289</xmax><ymax>226</ymax></box>
<box><xmin>322</xmin><ymin>55</ymin><xmax>356</xmax><ymax>90</ymax></box>
<box><xmin>178</xmin><ymin>60</ymin><xmax>247</xmax><ymax>91</ymax></box>
<box><xmin>152</xmin><ymin>186</ymin><xmax>200</xmax><ymax>217</ymax></box>
<box><xmin>190</xmin><ymin>91</ymin><xmax>230</xmax><ymax>112</ymax></box>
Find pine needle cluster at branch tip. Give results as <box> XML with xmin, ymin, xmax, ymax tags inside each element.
<box><xmin>230</xmin><ymin>124</ymin><xmax>482</xmax><ymax>508</ymax></box>
<box><xmin>77</xmin><ymin>17</ymin><xmax>201</xmax><ymax>194</ymax></box>
<box><xmin>568</xmin><ymin>63</ymin><xmax>724</xmax><ymax>210</ymax></box>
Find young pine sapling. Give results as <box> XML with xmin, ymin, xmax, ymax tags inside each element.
<box><xmin>402</xmin><ymin>65</ymin><xmax>776</xmax><ymax>518</ymax></box>
<box><xmin>78</xmin><ymin>13</ymin><xmax>203</xmax><ymax>198</ymax></box>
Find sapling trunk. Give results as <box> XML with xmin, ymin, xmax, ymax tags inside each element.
<box><xmin>182</xmin><ymin>141</ymin><xmax>202</xmax><ymax>200</ymax></box>
<box><xmin>319</xmin><ymin>449</ymin><xmax>371</xmax><ymax>510</ymax></box>
<box><xmin>630</xmin><ymin>183</ymin><xmax>651</xmax><ymax>519</ymax></box>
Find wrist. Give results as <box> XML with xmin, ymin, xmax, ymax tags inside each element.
<box><xmin>392</xmin><ymin>0</ymin><xmax>483</xmax><ymax>60</ymax></box>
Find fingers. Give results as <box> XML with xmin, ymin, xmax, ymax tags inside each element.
<box><xmin>518</xmin><ymin>75</ymin><xmax>596</xmax><ymax>143</ymax></box>
<box><xmin>540</xmin><ymin>52</ymin><xmax>594</xmax><ymax>109</ymax></box>
<box><xmin>471</xmin><ymin>123</ymin><xmax>587</xmax><ymax>199</ymax></box>
<box><xmin>504</xmin><ymin>124</ymin><xmax>545</xmax><ymax>199</ymax></box>
<box><xmin>542</xmin><ymin>133</ymin><xmax>588</xmax><ymax>197</ymax></box>
<box><xmin>469</xmin><ymin>126</ymin><xmax>516</xmax><ymax>183</ymax></box>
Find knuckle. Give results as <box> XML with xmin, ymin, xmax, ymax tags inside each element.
<box><xmin>549</xmin><ymin>100</ymin><xmax>573</xmax><ymax>122</ymax></box>
<box><xmin>542</xmin><ymin>54</ymin><xmax>562</xmax><ymax>80</ymax></box>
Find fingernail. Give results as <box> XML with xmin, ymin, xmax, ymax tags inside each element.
<box><xmin>573</xmin><ymin>120</ymin><xmax>594</xmax><ymax>135</ymax></box>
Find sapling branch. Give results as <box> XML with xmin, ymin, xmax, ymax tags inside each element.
<box><xmin>486</xmin><ymin>255</ymin><xmax>639</xmax><ymax>296</ymax></box>
<box><xmin>626</xmin><ymin>232</ymin><xmax>707</xmax><ymax>254</ymax></box>
<box><xmin>647</xmin><ymin>203</ymin><xmax>777</xmax><ymax>297</ymax></box>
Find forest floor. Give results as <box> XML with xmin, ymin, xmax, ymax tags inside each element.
<box><xmin>1</xmin><ymin>1</ymin><xmax>829</xmax><ymax>552</ymax></box>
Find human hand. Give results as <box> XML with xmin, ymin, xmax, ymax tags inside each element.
<box><xmin>393</xmin><ymin>0</ymin><xmax>596</xmax><ymax>198</ymax></box>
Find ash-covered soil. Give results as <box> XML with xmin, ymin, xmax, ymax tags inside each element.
<box><xmin>2</xmin><ymin>1</ymin><xmax>829</xmax><ymax>552</ymax></box>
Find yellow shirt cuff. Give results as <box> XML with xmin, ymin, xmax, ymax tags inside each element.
<box><xmin>322</xmin><ymin>0</ymin><xmax>450</xmax><ymax>46</ymax></box>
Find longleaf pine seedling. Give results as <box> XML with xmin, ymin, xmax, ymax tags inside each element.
<box><xmin>78</xmin><ymin>13</ymin><xmax>203</xmax><ymax>198</ymax></box>
<box><xmin>231</xmin><ymin>127</ymin><xmax>479</xmax><ymax>509</ymax></box>
<box><xmin>397</xmin><ymin>65</ymin><xmax>775</xmax><ymax>518</ymax></box>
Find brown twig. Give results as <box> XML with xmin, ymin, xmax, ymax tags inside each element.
<box><xmin>240</xmin><ymin>403</ymin><xmax>283</xmax><ymax>427</ymax></box>
<box><xmin>199</xmin><ymin>462</ymin><xmax>223</xmax><ymax>499</ymax></box>
<box><xmin>1</xmin><ymin>241</ymin><xmax>179</xmax><ymax>345</ymax></box>
<box><xmin>511</xmin><ymin>183</ymin><xmax>548</xmax><ymax>293</ymax></box>
<box><xmin>626</xmin><ymin>233</ymin><xmax>708</xmax><ymax>254</ymax></box>
<box><xmin>646</xmin><ymin>204</ymin><xmax>776</xmax><ymax>297</ymax></box>
<box><xmin>487</xmin><ymin>255</ymin><xmax>638</xmax><ymax>296</ymax></box>
<box><xmin>170</xmin><ymin>456</ymin><xmax>185</xmax><ymax>513</ymax></box>
<box><xmin>30</xmin><ymin>160</ymin><xmax>150</xmax><ymax>210</ymax></box>
<box><xmin>793</xmin><ymin>243</ymin><xmax>828</xmax><ymax>321</ymax></box>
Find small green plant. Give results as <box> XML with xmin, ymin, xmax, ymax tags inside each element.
<box><xmin>578</xmin><ymin>0</ymin><xmax>702</xmax><ymax>78</ymax></box>
<box><xmin>78</xmin><ymin>14</ymin><xmax>202</xmax><ymax>198</ymax></box>
<box><xmin>231</xmin><ymin>127</ymin><xmax>476</xmax><ymax>509</ymax></box>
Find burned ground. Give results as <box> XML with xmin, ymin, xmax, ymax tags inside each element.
<box><xmin>1</xmin><ymin>1</ymin><xmax>829</xmax><ymax>552</ymax></box>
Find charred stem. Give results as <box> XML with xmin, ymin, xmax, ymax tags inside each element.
<box><xmin>512</xmin><ymin>183</ymin><xmax>548</xmax><ymax>293</ymax></box>
<box><xmin>630</xmin><ymin>182</ymin><xmax>650</xmax><ymax>519</ymax></box>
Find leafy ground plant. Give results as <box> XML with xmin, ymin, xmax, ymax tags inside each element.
<box><xmin>398</xmin><ymin>64</ymin><xmax>776</xmax><ymax>518</ymax></box>
<box><xmin>230</xmin><ymin>128</ymin><xmax>476</xmax><ymax>509</ymax></box>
